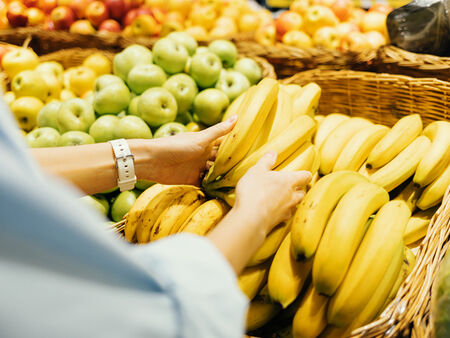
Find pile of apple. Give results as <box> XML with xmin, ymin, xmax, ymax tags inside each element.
<box><xmin>266</xmin><ymin>0</ymin><xmax>391</xmax><ymax>52</ymax></box>
<box><xmin>2</xmin><ymin>32</ymin><xmax>262</xmax><ymax>148</ymax></box>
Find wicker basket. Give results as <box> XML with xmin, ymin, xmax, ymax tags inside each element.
<box><xmin>282</xmin><ymin>69</ymin><xmax>450</xmax><ymax>337</ymax></box>
<box><xmin>376</xmin><ymin>46</ymin><xmax>450</xmax><ymax>82</ymax></box>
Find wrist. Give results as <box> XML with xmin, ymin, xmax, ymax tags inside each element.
<box><xmin>127</xmin><ymin>139</ymin><xmax>158</xmax><ymax>181</ymax></box>
<box><xmin>227</xmin><ymin>206</ymin><xmax>268</xmax><ymax>240</ymax></box>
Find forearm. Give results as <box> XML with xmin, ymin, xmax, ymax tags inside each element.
<box><xmin>31</xmin><ymin>140</ymin><xmax>157</xmax><ymax>195</ymax></box>
<box><xmin>207</xmin><ymin>208</ymin><xmax>267</xmax><ymax>274</ymax></box>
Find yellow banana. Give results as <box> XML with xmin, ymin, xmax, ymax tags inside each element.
<box><xmin>248</xmin><ymin>220</ymin><xmax>292</xmax><ymax>267</ymax></box>
<box><xmin>314</xmin><ymin>113</ymin><xmax>349</xmax><ymax>150</ymax></box>
<box><xmin>205</xmin><ymin>78</ymin><xmax>279</xmax><ymax>183</ymax></box>
<box><xmin>149</xmin><ymin>188</ymin><xmax>205</xmax><ymax>241</ymax></box>
<box><xmin>282</xmin><ymin>83</ymin><xmax>303</xmax><ymax>98</ymax></box>
<box><xmin>238</xmin><ymin>261</ymin><xmax>271</xmax><ymax>300</ymax></box>
<box><xmin>277</xmin><ymin>142</ymin><xmax>317</xmax><ymax>172</ymax></box>
<box><xmin>221</xmin><ymin>85</ymin><xmax>253</xmax><ymax>121</ymax></box>
<box><xmin>313</xmin><ymin>183</ymin><xmax>389</xmax><ymax>296</ymax></box>
<box><xmin>393</xmin><ymin>179</ymin><xmax>423</xmax><ymax>212</ymax></box>
<box><xmin>291</xmin><ymin>171</ymin><xmax>368</xmax><ymax>260</ymax></box>
<box><xmin>417</xmin><ymin>164</ymin><xmax>450</xmax><ymax>210</ymax></box>
<box><xmin>292</xmin><ymin>284</ymin><xmax>328</xmax><ymax>338</ymax></box>
<box><xmin>292</xmin><ymin>82</ymin><xmax>321</xmax><ymax>118</ymax></box>
<box><xmin>366</xmin><ymin>114</ymin><xmax>423</xmax><ymax>169</ymax></box>
<box><xmin>268</xmin><ymin>233</ymin><xmax>313</xmax><ymax>308</ymax></box>
<box><xmin>210</xmin><ymin>189</ymin><xmax>236</xmax><ymax>207</ymax></box>
<box><xmin>369</xmin><ymin>135</ymin><xmax>431</xmax><ymax>192</ymax></box>
<box><xmin>333</xmin><ymin>124</ymin><xmax>389</xmax><ymax>172</ymax></box>
<box><xmin>179</xmin><ymin>199</ymin><xmax>229</xmax><ymax>236</ymax></box>
<box><xmin>135</xmin><ymin>185</ymin><xmax>193</xmax><ymax>244</ymax></box>
<box><xmin>319</xmin><ymin>117</ymin><xmax>373</xmax><ymax>175</ymax></box>
<box><xmin>319</xmin><ymin>325</ymin><xmax>349</xmax><ymax>338</ymax></box>
<box><xmin>247</xmin><ymin>94</ymin><xmax>278</xmax><ymax>154</ymax></box>
<box><xmin>404</xmin><ymin>207</ymin><xmax>436</xmax><ymax>245</ymax></box>
<box><xmin>307</xmin><ymin>171</ymin><xmax>320</xmax><ymax>191</ymax></box>
<box><xmin>327</xmin><ymin>201</ymin><xmax>410</xmax><ymax>327</ymax></box>
<box><xmin>314</xmin><ymin>114</ymin><xmax>325</xmax><ymax>126</ymax></box>
<box><xmin>246</xmin><ymin>287</ymin><xmax>281</xmax><ymax>332</ymax></box>
<box><xmin>207</xmin><ymin>114</ymin><xmax>316</xmax><ymax>190</ymax></box>
<box><xmin>414</xmin><ymin>121</ymin><xmax>450</xmax><ymax>186</ymax></box>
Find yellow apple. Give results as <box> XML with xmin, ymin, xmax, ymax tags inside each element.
<box><xmin>361</xmin><ymin>11</ymin><xmax>388</xmax><ymax>36</ymax></box>
<box><xmin>60</xmin><ymin>89</ymin><xmax>77</xmax><ymax>100</ymax></box>
<box><xmin>304</xmin><ymin>5</ymin><xmax>339</xmax><ymax>36</ymax></box>
<box><xmin>41</xmin><ymin>73</ymin><xmax>62</xmax><ymax>102</ymax></box>
<box><xmin>238</xmin><ymin>13</ymin><xmax>260</xmax><ymax>32</ymax></box>
<box><xmin>27</xmin><ymin>7</ymin><xmax>45</xmax><ymax>26</ymax></box>
<box><xmin>131</xmin><ymin>14</ymin><xmax>159</xmax><ymax>37</ymax></box>
<box><xmin>68</xmin><ymin>66</ymin><xmax>96</xmax><ymax>97</ymax></box>
<box><xmin>340</xmin><ymin>31</ymin><xmax>371</xmax><ymax>52</ymax></box>
<box><xmin>313</xmin><ymin>26</ymin><xmax>340</xmax><ymax>50</ymax></box>
<box><xmin>188</xmin><ymin>4</ymin><xmax>216</xmax><ymax>30</ymax></box>
<box><xmin>184</xmin><ymin>26</ymin><xmax>209</xmax><ymax>41</ymax></box>
<box><xmin>11</xmin><ymin>70</ymin><xmax>49</xmax><ymax>102</ymax></box>
<box><xmin>1</xmin><ymin>47</ymin><xmax>39</xmax><ymax>79</ymax></box>
<box><xmin>82</xmin><ymin>53</ymin><xmax>112</xmax><ymax>76</ymax></box>
<box><xmin>167</xmin><ymin>0</ymin><xmax>190</xmax><ymax>18</ymax></box>
<box><xmin>122</xmin><ymin>25</ymin><xmax>133</xmax><ymax>36</ymax></box>
<box><xmin>255</xmin><ymin>23</ymin><xmax>276</xmax><ymax>46</ymax></box>
<box><xmin>63</xmin><ymin>67</ymin><xmax>76</xmax><ymax>89</ymax></box>
<box><xmin>210</xmin><ymin>25</ymin><xmax>236</xmax><ymax>40</ymax></box>
<box><xmin>335</xmin><ymin>21</ymin><xmax>359</xmax><ymax>39</ymax></box>
<box><xmin>365</xmin><ymin>30</ymin><xmax>387</xmax><ymax>49</ymax></box>
<box><xmin>215</xmin><ymin>16</ymin><xmax>237</xmax><ymax>29</ymax></box>
<box><xmin>10</xmin><ymin>96</ymin><xmax>44</xmax><ymax>131</ymax></box>
<box><xmin>35</xmin><ymin>61</ymin><xmax>64</xmax><ymax>83</ymax></box>
<box><xmin>282</xmin><ymin>30</ymin><xmax>313</xmax><ymax>48</ymax></box>
<box><xmin>290</xmin><ymin>0</ymin><xmax>310</xmax><ymax>16</ymax></box>
<box><xmin>3</xmin><ymin>91</ymin><xmax>15</xmax><ymax>106</ymax></box>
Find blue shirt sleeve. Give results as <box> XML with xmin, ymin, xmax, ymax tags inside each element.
<box><xmin>0</xmin><ymin>101</ymin><xmax>248</xmax><ymax>338</ymax></box>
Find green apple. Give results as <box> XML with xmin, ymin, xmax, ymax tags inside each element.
<box><xmin>154</xmin><ymin>122</ymin><xmax>187</xmax><ymax>138</ymax></box>
<box><xmin>79</xmin><ymin>195</ymin><xmax>109</xmax><ymax>217</ymax></box>
<box><xmin>59</xmin><ymin>131</ymin><xmax>95</xmax><ymax>146</ymax></box>
<box><xmin>175</xmin><ymin>111</ymin><xmax>194</xmax><ymax>125</ymax></box>
<box><xmin>84</xmin><ymin>91</ymin><xmax>95</xmax><ymax>107</ymax></box>
<box><xmin>215</xmin><ymin>70</ymin><xmax>250</xmax><ymax>101</ymax></box>
<box><xmin>35</xmin><ymin>61</ymin><xmax>64</xmax><ymax>83</ymax></box>
<box><xmin>167</xmin><ymin>31</ymin><xmax>198</xmax><ymax>56</ymax></box>
<box><xmin>189</xmin><ymin>52</ymin><xmax>222</xmax><ymax>88</ymax></box>
<box><xmin>57</xmin><ymin>98</ymin><xmax>96</xmax><ymax>133</ymax></box>
<box><xmin>111</xmin><ymin>190</ymin><xmax>137</xmax><ymax>222</ymax></box>
<box><xmin>100</xmin><ymin>186</ymin><xmax>119</xmax><ymax>194</ymax></box>
<box><xmin>152</xmin><ymin>37</ymin><xmax>189</xmax><ymax>74</ymax></box>
<box><xmin>127</xmin><ymin>64</ymin><xmax>167</xmax><ymax>94</ymax></box>
<box><xmin>208</xmin><ymin>40</ymin><xmax>238</xmax><ymax>68</ymax></box>
<box><xmin>11</xmin><ymin>70</ymin><xmax>49</xmax><ymax>102</ymax></box>
<box><xmin>135</xmin><ymin>180</ymin><xmax>154</xmax><ymax>191</ymax></box>
<box><xmin>26</xmin><ymin>127</ymin><xmax>60</xmax><ymax>148</ymax></box>
<box><xmin>195</xmin><ymin>46</ymin><xmax>210</xmax><ymax>54</ymax></box>
<box><xmin>94</xmin><ymin>81</ymin><xmax>131</xmax><ymax>115</ymax></box>
<box><xmin>95</xmin><ymin>74</ymin><xmax>124</xmax><ymax>91</ymax></box>
<box><xmin>89</xmin><ymin>115</ymin><xmax>120</xmax><ymax>143</ymax></box>
<box><xmin>234</xmin><ymin>57</ymin><xmax>262</xmax><ymax>85</ymax></box>
<box><xmin>95</xmin><ymin>195</ymin><xmax>110</xmax><ymax>216</ymax></box>
<box><xmin>193</xmin><ymin>88</ymin><xmax>229</xmax><ymax>125</ymax></box>
<box><xmin>113</xmin><ymin>44</ymin><xmax>153</xmax><ymax>81</ymax></box>
<box><xmin>128</xmin><ymin>96</ymin><xmax>140</xmax><ymax>116</ymax></box>
<box><xmin>37</xmin><ymin>101</ymin><xmax>62</xmax><ymax>130</ymax></box>
<box><xmin>137</xmin><ymin>87</ymin><xmax>178</xmax><ymax>127</ymax></box>
<box><xmin>114</xmin><ymin>115</ymin><xmax>153</xmax><ymax>139</ymax></box>
<box><xmin>163</xmin><ymin>73</ymin><xmax>198</xmax><ymax>114</ymax></box>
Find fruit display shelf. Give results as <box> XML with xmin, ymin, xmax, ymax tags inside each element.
<box><xmin>281</xmin><ymin>69</ymin><xmax>450</xmax><ymax>336</ymax></box>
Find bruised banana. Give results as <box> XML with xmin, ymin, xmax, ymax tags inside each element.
<box><xmin>276</xmin><ymin>141</ymin><xmax>317</xmax><ymax>173</ymax></box>
<box><xmin>366</xmin><ymin>114</ymin><xmax>423</xmax><ymax>169</ymax></box>
<box><xmin>179</xmin><ymin>199</ymin><xmax>229</xmax><ymax>236</ymax></box>
<box><xmin>292</xmin><ymin>82</ymin><xmax>321</xmax><ymax>118</ymax></box>
<box><xmin>369</xmin><ymin>135</ymin><xmax>431</xmax><ymax>192</ymax></box>
<box><xmin>205</xmin><ymin>78</ymin><xmax>279</xmax><ymax>183</ymax></box>
<box><xmin>314</xmin><ymin>113</ymin><xmax>349</xmax><ymax>150</ymax></box>
<box><xmin>134</xmin><ymin>185</ymin><xmax>193</xmax><ymax>244</ymax></box>
<box><xmin>238</xmin><ymin>261</ymin><xmax>271</xmax><ymax>300</ymax></box>
<box><xmin>268</xmin><ymin>233</ymin><xmax>312</xmax><ymax>308</ymax></box>
<box><xmin>319</xmin><ymin>117</ymin><xmax>373</xmax><ymax>175</ymax></box>
<box><xmin>393</xmin><ymin>179</ymin><xmax>423</xmax><ymax>212</ymax></box>
<box><xmin>414</xmin><ymin>121</ymin><xmax>450</xmax><ymax>186</ymax></box>
<box><xmin>207</xmin><ymin>114</ymin><xmax>316</xmax><ymax>190</ymax></box>
<box><xmin>404</xmin><ymin>207</ymin><xmax>437</xmax><ymax>245</ymax></box>
<box><xmin>327</xmin><ymin>201</ymin><xmax>410</xmax><ymax>327</ymax></box>
<box><xmin>333</xmin><ymin>124</ymin><xmax>389</xmax><ymax>172</ymax></box>
<box><xmin>247</xmin><ymin>220</ymin><xmax>291</xmax><ymax>267</ymax></box>
<box><xmin>149</xmin><ymin>188</ymin><xmax>205</xmax><ymax>241</ymax></box>
<box><xmin>417</xmin><ymin>164</ymin><xmax>450</xmax><ymax>210</ymax></box>
<box><xmin>313</xmin><ymin>183</ymin><xmax>389</xmax><ymax>296</ymax></box>
<box><xmin>292</xmin><ymin>284</ymin><xmax>328</xmax><ymax>338</ymax></box>
<box><xmin>291</xmin><ymin>171</ymin><xmax>368</xmax><ymax>260</ymax></box>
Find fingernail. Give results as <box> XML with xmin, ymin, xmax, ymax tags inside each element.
<box><xmin>266</xmin><ymin>151</ymin><xmax>277</xmax><ymax>160</ymax></box>
<box><xmin>227</xmin><ymin>114</ymin><xmax>238</xmax><ymax>124</ymax></box>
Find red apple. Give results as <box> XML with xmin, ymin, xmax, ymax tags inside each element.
<box><xmin>122</xmin><ymin>8</ymin><xmax>138</xmax><ymax>26</ymax></box>
<box><xmin>51</xmin><ymin>6</ymin><xmax>75</xmax><ymax>30</ymax></box>
<box><xmin>104</xmin><ymin>0</ymin><xmax>126</xmax><ymax>21</ymax></box>
<box><xmin>6</xmin><ymin>1</ymin><xmax>28</xmax><ymax>28</ymax></box>
<box><xmin>27</xmin><ymin>7</ymin><xmax>45</xmax><ymax>26</ymax></box>
<box><xmin>331</xmin><ymin>0</ymin><xmax>353</xmax><ymax>22</ymax></box>
<box><xmin>150</xmin><ymin>7</ymin><xmax>166</xmax><ymax>24</ymax></box>
<box><xmin>38</xmin><ymin>0</ymin><xmax>57</xmax><ymax>14</ymax></box>
<box><xmin>98</xmin><ymin>19</ymin><xmax>121</xmax><ymax>32</ymax></box>
<box><xmin>275</xmin><ymin>11</ymin><xmax>303</xmax><ymax>39</ymax></box>
<box><xmin>125</xmin><ymin>0</ymin><xmax>144</xmax><ymax>10</ymax></box>
<box><xmin>70</xmin><ymin>19</ymin><xmax>96</xmax><ymax>34</ymax></box>
<box><xmin>69</xmin><ymin>0</ymin><xmax>93</xmax><ymax>19</ymax></box>
<box><xmin>22</xmin><ymin>0</ymin><xmax>39</xmax><ymax>8</ymax></box>
<box><xmin>369</xmin><ymin>3</ymin><xmax>393</xmax><ymax>15</ymax></box>
<box><xmin>43</xmin><ymin>16</ymin><xmax>55</xmax><ymax>30</ymax></box>
<box><xmin>136</xmin><ymin>5</ymin><xmax>152</xmax><ymax>17</ymax></box>
<box><xmin>86</xmin><ymin>1</ymin><xmax>109</xmax><ymax>27</ymax></box>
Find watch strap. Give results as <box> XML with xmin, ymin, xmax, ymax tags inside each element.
<box><xmin>109</xmin><ymin>139</ymin><xmax>136</xmax><ymax>192</ymax></box>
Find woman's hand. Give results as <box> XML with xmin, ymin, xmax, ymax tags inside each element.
<box><xmin>142</xmin><ymin>116</ymin><xmax>237</xmax><ymax>186</ymax></box>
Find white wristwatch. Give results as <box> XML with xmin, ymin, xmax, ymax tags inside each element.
<box><xmin>109</xmin><ymin>139</ymin><xmax>137</xmax><ymax>192</ymax></box>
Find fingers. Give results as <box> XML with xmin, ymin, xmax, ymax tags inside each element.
<box><xmin>200</xmin><ymin>115</ymin><xmax>237</xmax><ymax>144</ymax></box>
<box><xmin>254</xmin><ymin>151</ymin><xmax>278</xmax><ymax>171</ymax></box>
<box><xmin>292</xmin><ymin>190</ymin><xmax>306</xmax><ymax>205</ymax></box>
<box><xmin>283</xmin><ymin>170</ymin><xmax>313</xmax><ymax>188</ymax></box>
